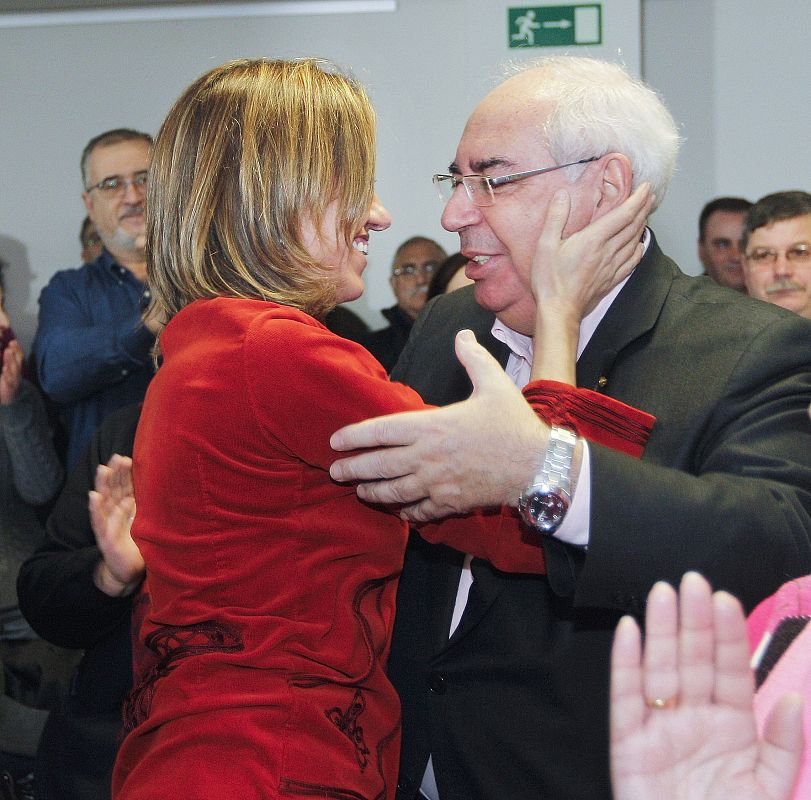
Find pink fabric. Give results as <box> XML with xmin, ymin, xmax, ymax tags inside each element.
<box><xmin>747</xmin><ymin>576</ymin><xmax>811</xmax><ymax>800</ymax></box>
<box><xmin>747</xmin><ymin>593</ymin><xmax>776</xmax><ymax>653</ymax></box>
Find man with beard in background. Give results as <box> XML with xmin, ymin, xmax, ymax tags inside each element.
<box><xmin>34</xmin><ymin>129</ymin><xmax>158</xmax><ymax>468</ymax></box>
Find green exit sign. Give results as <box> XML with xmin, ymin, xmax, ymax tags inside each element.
<box><xmin>508</xmin><ymin>5</ymin><xmax>602</xmax><ymax>48</ymax></box>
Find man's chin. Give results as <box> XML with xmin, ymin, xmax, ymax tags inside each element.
<box><xmin>472</xmin><ymin>285</ymin><xmax>536</xmax><ymax>334</ymax></box>
<box><xmin>472</xmin><ymin>279</ymin><xmax>503</xmax><ymax>312</ymax></box>
<box><xmin>108</xmin><ymin>228</ymin><xmax>147</xmax><ymax>256</ymax></box>
<box><xmin>472</xmin><ymin>280</ymin><xmax>495</xmax><ymax>309</ymax></box>
<box><xmin>771</xmin><ymin>295</ymin><xmax>807</xmax><ymax>315</ymax></box>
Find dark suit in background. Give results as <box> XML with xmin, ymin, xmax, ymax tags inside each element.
<box><xmin>18</xmin><ymin>404</ymin><xmax>141</xmax><ymax>800</ymax></box>
<box><xmin>389</xmin><ymin>237</ymin><xmax>811</xmax><ymax>800</ymax></box>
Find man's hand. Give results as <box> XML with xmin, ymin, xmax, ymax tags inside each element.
<box><xmin>90</xmin><ymin>454</ymin><xmax>145</xmax><ymax>597</ymax></box>
<box><xmin>0</xmin><ymin>339</ymin><xmax>23</xmax><ymax>406</ymax></box>
<box><xmin>610</xmin><ymin>572</ymin><xmax>803</xmax><ymax>800</ymax></box>
<box><xmin>330</xmin><ymin>329</ymin><xmax>548</xmax><ymax>521</ymax></box>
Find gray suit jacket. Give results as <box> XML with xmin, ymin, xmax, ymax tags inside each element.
<box><xmin>388</xmin><ymin>235</ymin><xmax>811</xmax><ymax>800</ymax></box>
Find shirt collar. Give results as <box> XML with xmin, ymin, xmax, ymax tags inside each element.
<box><xmin>99</xmin><ymin>247</ymin><xmax>146</xmax><ymax>287</ymax></box>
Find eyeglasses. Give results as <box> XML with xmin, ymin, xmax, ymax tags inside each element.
<box><xmin>392</xmin><ymin>261</ymin><xmax>439</xmax><ymax>279</ymax></box>
<box><xmin>85</xmin><ymin>171</ymin><xmax>148</xmax><ymax>196</ymax></box>
<box><xmin>433</xmin><ymin>157</ymin><xmax>598</xmax><ymax>207</ymax></box>
<box><xmin>745</xmin><ymin>243</ymin><xmax>811</xmax><ymax>266</ymax></box>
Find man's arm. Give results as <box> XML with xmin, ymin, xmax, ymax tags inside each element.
<box><xmin>330</xmin><ymin>329</ymin><xmax>551</xmax><ymax>520</ymax></box>
<box><xmin>33</xmin><ymin>270</ymin><xmax>154</xmax><ymax>404</ymax></box>
<box><xmin>332</xmin><ymin>310</ymin><xmax>811</xmax><ymax>612</ymax></box>
<box><xmin>17</xmin><ymin>403</ymin><xmax>142</xmax><ymax>648</ymax></box>
<box><xmin>0</xmin><ymin>338</ymin><xmax>64</xmax><ymax>505</ymax></box>
<box><xmin>332</xmin><ymin>185</ymin><xmax>653</xmax><ymax>520</ymax></box>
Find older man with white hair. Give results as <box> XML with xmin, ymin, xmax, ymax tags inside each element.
<box><xmin>331</xmin><ymin>56</ymin><xmax>811</xmax><ymax>800</ymax></box>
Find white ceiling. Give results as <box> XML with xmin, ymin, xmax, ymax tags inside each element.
<box><xmin>0</xmin><ymin>0</ymin><xmax>327</xmax><ymax>11</ymax></box>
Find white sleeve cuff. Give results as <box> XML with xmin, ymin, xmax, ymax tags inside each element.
<box><xmin>552</xmin><ymin>439</ymin><xmax>591</xmax><ymax>547</ymax></box>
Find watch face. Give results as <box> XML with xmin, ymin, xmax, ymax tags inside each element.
<box><xmin>527</xmin><ymin>490</ymin><xmax>569</xmax><ymax>532</ymax></box>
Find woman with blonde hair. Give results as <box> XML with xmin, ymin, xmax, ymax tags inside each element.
<box><xmin>112</xmin><ymin>58</ymin><xmax>652</xmax><ymax>799</ymax></box>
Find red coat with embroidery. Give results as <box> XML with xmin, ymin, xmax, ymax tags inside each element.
<box><xmin>113</xmin><ymin>297</ymin><xmax>653</xmax><ymax>800</ymax></box>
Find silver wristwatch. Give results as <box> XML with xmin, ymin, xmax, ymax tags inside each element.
<box><xmin>517</xmin><ymin>426</ymin><xmax>577</xmax><ymax>534</ymax></box>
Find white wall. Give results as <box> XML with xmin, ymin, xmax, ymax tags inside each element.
<box><xmin>641</xmin><ymin>0</ymin><xmax>714</xmax><ymax>267</ymax></box>
<box><xmin>1</xmin><ymin>0</ymin><xmax>640</xmax><ymax>351</ymax></box>
<box><xmin>713</xmin><ymin>0</ymin><xmax>811</xmax><ymax>198</ymax></box>
<box><xmin>642</xmin><ymin>0</ymin><xmax>811</xmax><ymax>274</ymax></box>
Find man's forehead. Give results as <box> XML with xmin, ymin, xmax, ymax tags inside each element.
<box><xmin>707</xmin><ymin>210</ymin><xmax>746</xmax><ymax>228</ymax></box>
<box><xmin>750</xmin><ymin>214</ymin><xmax>811</xmax><ymax>243</ymax></box>
<box><xmin>395</xmin><ymin>242</ymin><xmax>443</xmax><ymax>264</ymax></box>
<box><xmin>87</xmin><ymin>140</ymin><xmax>151</xmax><ymax>176</ymax></box>
<box><xmin>451</xmin><ymin>100</ymin><xmax>550</xmax><ymax>173</ymax></box>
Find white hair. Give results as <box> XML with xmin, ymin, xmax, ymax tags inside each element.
<box><xmin>506</xmin><ymin>57</ymin><xmax>682</xmax><ymax>210</ymax></box>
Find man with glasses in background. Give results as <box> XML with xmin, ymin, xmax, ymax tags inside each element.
<box><xmin>33</xmin><ymin>129</ymin><xmax>157</xmax><ymax>468</ymax></box>
<box><xmin>362</xmin><ymin>236</ymin><xmax>447</xmax><ymax>372</ymax></box>
<box><xmin>330</xmin><ymin>56</ymin><xmax>811</xmax><ymax>799</ymax></box>
<box><xmin>742</xmin><ymin>190</ymin><xmax>811</xmax><ymax>320</ymax></box>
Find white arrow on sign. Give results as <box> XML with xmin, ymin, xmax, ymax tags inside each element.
<box><xmin>543</xmin><ymin>19</ymin><xmax>572</xmax><ymax>29</ymax></box>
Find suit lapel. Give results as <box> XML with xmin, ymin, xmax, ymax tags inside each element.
<box><xmin>576</xmin><ymin>234</ymin><xmax>676</xmax><ymax>392</ymax></box>
<box><xmin>447</xmin><ymin>557</ymin><xmax>504</xmax><ymax>645</ymax></box>
<box><xmin>479</xmin><ymin>326</ymin><xmax>510</xmax><ymax>367</ymax></box>
<box><xmin>427</xmin><ymin>545</ymin><xmax>467</xmax><ymax>652</ymax></box>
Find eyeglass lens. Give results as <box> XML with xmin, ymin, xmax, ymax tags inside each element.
<box><xmin>394</xmin><ymin>262</ymin><xmax>439</xmax><ymax>278</ymax></box>
<box><xmin>747</xmin><ymin>244</ymin><xmax>811</xmax><ymax>265</ymax></box>
<box><xmin>434</xmin><ymin>175</ymin><xmax>493</xmax><ymax>207</ymax></box>
<box><xmin>93</xmin><ymin>172</ymin><xmax>149</xmax><ymax>194</ymax></box>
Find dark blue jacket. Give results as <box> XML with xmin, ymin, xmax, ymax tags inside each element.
<box><xmin>32</xmin><ymin>251</ymin><xmax>154</xmax><ymax>467</ymax></box>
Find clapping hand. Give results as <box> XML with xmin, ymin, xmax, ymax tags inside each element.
<box><xmin>610</xmin><ymin>572</ymin><xmax>803</xmax><ymax>800</ymax></box>
<box><xmin>0</xmin><ymin>338</ymin><xmax>23</xmax><ymax>406</ymax></box>
<box><xmin>89</xmin><ymin>454</ymin><xmax>145</xmax><ymax>597</ymax></box>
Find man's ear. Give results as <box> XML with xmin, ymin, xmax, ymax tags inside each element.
<box><xmin>82</xmin><ymin>191</ymin><xmax>93</xmax><ymax>216</ymax></box>
<box><xmin>591</xmin><ymin>154</ymin><xmax>633</xmax><ymax>221</ymax></box>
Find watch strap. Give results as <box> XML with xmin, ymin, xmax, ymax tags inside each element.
<box><xmin>517</xmin><ymin>426</ymin><xmax>578</xmax><ymax>533</ymax></box>
<box><xmin>541</xmin><ymin>426</ymin><xmax>576</xmax><ymax>497</ymax></box>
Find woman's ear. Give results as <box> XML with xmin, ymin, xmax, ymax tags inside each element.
<box><xmin>591</xmin><ymin>154</ymin><xmax>633</xmax><ymax>221</ymax></box>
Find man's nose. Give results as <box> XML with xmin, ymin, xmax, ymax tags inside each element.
<box><xmin>774</xmin><ymin>252</ymin><xmax>794</xmax><ymax>277</ymax></box>
<box><xmin>122</xmin><ymin>178</ymin><xmax>146</xmax><ymax>204</ymax></box>
<box><xmin>441</xmin><ymin>184</ymin><xmax>482</xmax><ymax>233</ymax></box>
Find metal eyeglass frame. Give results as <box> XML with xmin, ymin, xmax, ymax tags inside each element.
<box><xmin>433</xmin><ymin>156</ymin><xmax>598</xmax><ymax>207</ymax></box>
<box><xmin>85</xmin><ymin>171</ymin><xmax>149</xmax><ymax>195</ymax></box>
